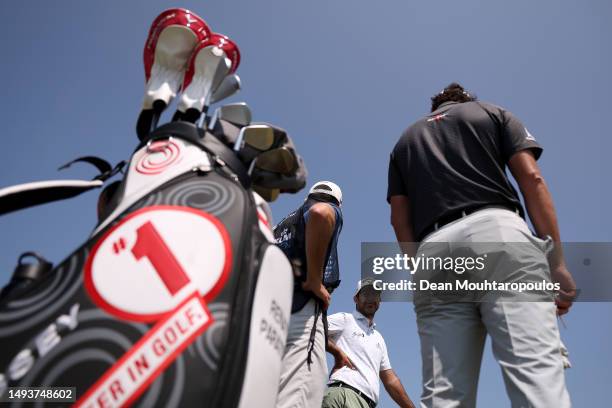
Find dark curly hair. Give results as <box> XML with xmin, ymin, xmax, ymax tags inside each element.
<box><xmin>430</xmin><ymin>82</ymin><xmax>477</xmax><ymax>112</ymax></box>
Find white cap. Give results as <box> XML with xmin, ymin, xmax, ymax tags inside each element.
<box><xmin>308</xmin><ymin>181</ymin><xmax>342</xmax><ymax>205</ymax></box>
<box><xmin>355</xmin><ymin>278</ymin><xmax>379</xmax><ymax>296</ymax></box>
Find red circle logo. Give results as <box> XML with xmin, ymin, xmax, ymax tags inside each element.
<box><xmin>84</xmin><ymin>206</ymin><xmax>232</xmax><ymax>322</ymax></box>
<box><xmin>136</xmin><ymin>140</ymin><xmax>182</xmax><ymax>175</ymax></box>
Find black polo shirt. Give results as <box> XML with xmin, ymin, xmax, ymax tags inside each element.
<box><xmin>387</xmin><ymin>100</ymin><xmax>543</xmax><ymax>241</ymax></box>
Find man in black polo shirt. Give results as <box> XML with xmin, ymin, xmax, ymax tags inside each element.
<box><xmin>387</xmin><ymin>83</ymin><xmax>576</xmax><ymax>407</ymax></box>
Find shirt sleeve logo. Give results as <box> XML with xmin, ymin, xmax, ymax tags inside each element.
<box><xmin>525</xmin><ymin>128</ymin><xmax>536</xmax><ymax>141</ymax></box>
<box><xmin>427</xmin><ymin>113</ymin><xmax>448</xmax><ymax>122</ymax></box>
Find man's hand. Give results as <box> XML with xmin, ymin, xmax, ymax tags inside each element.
<box><xmin>302</xmin><ymin>279</ymin><xmax>331</xmax><ymax>310</ymax></box>
<box><xmin>551</xmin><ymin>263</ymin><xmax>577</xmax><ymax>316</ymax></box>
<box><xmin>326</xmin><ymin>339</ymin><xmax>354</xmax><ymax>375</ymax></box>
<box><xmin>331</xmin><ymin>349</ymin><xmax>356</xmax><ymax>375</ymax></box>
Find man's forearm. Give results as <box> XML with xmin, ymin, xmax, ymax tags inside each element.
<box><xmin>520</xmin><ymin>176</ymin><xmax>577</xmax><ymax>293</ymax></box>
<box><xmin>305</xmin><ymin>204</ymin><xmax>334</xmax><ymax>284</ymax></box>
<box><xmin>384</xmin><ymin>376</ymin><xmax>415</xmax><ymax>408</ymax></box>
<box><xmin>509</xmin><ymin>151</ymin><xmax>576</xmax><ymax>299</ymax></box>
<box><xmin>509</xmin><ymin>152</ymin><xmax>563</xmax><ymax>264</ymax></box>
<box><xmin>390</xmin><ymin>196</ymin><xmax>417</xmax><ymax>257</ymax></box>
<box><xmin>326</xmin><ymin>338</ymin><xmax>341</xmax><ymax>357</ymax></box>
<box><xmin>520</xmin><ymin>174</ymin><xmax>560</xmax><ymax>245</ymax></box>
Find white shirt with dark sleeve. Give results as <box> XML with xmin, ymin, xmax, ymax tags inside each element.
<box><xmin>327</xmin><ymin>311</ymin><xmax>392</xmax><ymax>404</ymax></box>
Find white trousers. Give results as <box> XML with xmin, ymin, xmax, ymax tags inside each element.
<box><xmin>276</xmin><ymin>298</ymin><xmax>327</xmax><ymax>408</ymax></box>
<box><xmin>415</xmin><ymin>208</ymin><xmax>571</xmax><ymax>408</ymax></box>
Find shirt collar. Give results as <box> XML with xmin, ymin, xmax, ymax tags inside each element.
<box><xmin>352</xmin><ymin>310</ymin><xmax>376</xmax><ymax>329</ymax></box>
<box><xmin>434</xmin><ymin>101</ymin><xmax>459</xmax><ymax>112</ymax></box>
<box><xmin>438</xmin><ymin>101</ymin><xmax>457</xmax><ymax>109</ymax></box>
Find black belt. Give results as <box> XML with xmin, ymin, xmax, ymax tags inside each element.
<box><xmin>419</xmin><ymin>204</ymin><xmax>520</xmax><ymax>242</ymax></box>
<box><xmin>328</xmin><ymin>382</ymin><xmax>376</xmax><ymax>408</ymax></box>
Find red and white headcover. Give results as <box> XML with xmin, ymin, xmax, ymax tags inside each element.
<box><xmin>142</xmin><ymin>8</ymin><xmax>211</xmax><ymax>109</ymax></box>
<box><xmin>181</xmin><ymin>34</ymin><xmax>241</xmax><ymax>91</ymax></box>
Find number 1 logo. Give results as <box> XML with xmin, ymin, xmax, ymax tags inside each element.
<box><xmin>84</xmin><ymin>205</ymin><xmax>232</xmax><ymax>322</ymax></box>
<box><xmin>131</xmin><ymin>221</ymin><xmax>191</xmax><ymax>296</ymax></box>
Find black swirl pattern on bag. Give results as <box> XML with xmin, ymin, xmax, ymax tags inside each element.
<box><xmin>194</xmin><ymin>302</ymin><xmax>229</xmax><ymax>370</ymax></box>
<box><xmin>0</xmin><ymin>249</ymin><xmax>85</xmax><ymax>336</ymax></box>
<box><xmin>165</xmin><ymin>179</ymin><xmax>237</xmax><ymax>216</ymax></box>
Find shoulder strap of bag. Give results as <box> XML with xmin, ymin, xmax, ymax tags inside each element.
<box><xmin>0</xmin><ymin>158</ymin><xmax>124</xmax><ymax>216</ymax></box>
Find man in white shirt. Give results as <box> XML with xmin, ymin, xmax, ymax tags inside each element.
<box><xmin>323</xmin><ymin>279</ymin><xmax>415</xmax><ymax>408</ymax></box>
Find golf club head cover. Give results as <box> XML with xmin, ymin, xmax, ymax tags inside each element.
<box><xmin>208</xmin><ymin>33</ymin><xmax>240</xmax><ymax>74</ymax></box>
<box><xmin>138</xmin><ymin>9</ymin><xmax>211</xmax><ymax>139</ymax></box>
<box><xmin>177</xmin><ymin>34</ymin><xmax>240</xmax><ymax>121</ymax></box>
<box><xmin>142</xmin><ymin>8</ymin><xmax>211</xmax><ymax>109</ymax></box>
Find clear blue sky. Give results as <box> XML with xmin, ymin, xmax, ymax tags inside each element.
<box><xmin>0</xmin><ymin>1</ymin><xmax>610</xmax><ymax>406</ymax></box>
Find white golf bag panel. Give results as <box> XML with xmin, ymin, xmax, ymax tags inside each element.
<box><xmin>237</xmin><ymin>245</ymin><xmax>292</xmax><ymax>408</ymax></box>
<box><xmin>253</xmin><ymin>191</ymin><xmax>275</xmax><ymax>243</ymax></box>
<box><xmin>0</xmin><ymin>123</ymin><xmax>294</xmax><ymax>407</ymax></box>
<box><xmin>94</xmin><ymin>136</ymin><xmax>213</xmax><ymax>234</ymax></box>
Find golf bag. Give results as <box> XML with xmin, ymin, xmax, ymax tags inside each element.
<box><xmin>0</xmin><ymin>122</ymin><xmax>296</xmax><ymax>407</ymax></box>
